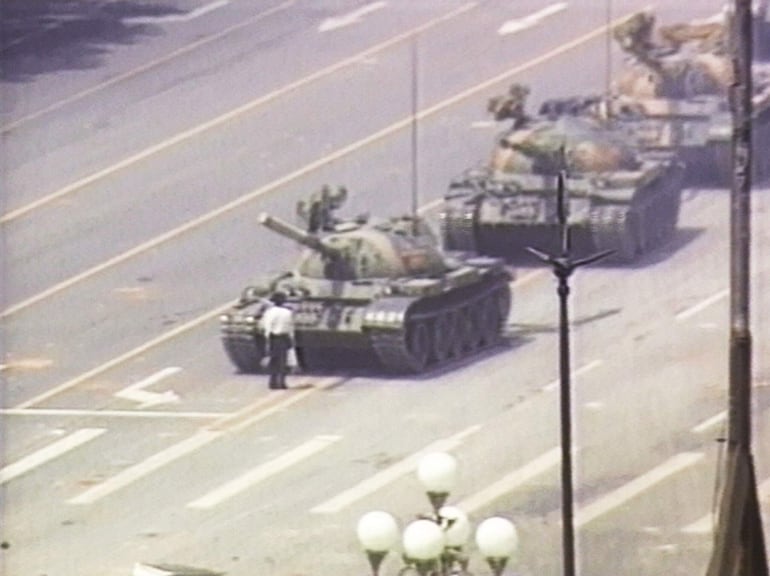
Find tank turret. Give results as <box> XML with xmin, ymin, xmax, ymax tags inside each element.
<box><xmin>220</xmin><ymin>192</ymin><xmax>513</xmax><ymax>375</ymax></box>
<box><xmin>605</xmin><ymin>9</ymin><xmax>770</xmax><ymax>184</ymax></box>
<box><xmin>612</xmin><ymin>11</ymin><xmax>731</xmax><ymax>99</ymax></box>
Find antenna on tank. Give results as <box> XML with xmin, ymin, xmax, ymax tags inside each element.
<box><xmin>605</xmin><ymin>0</ymin><xmax>613</xmax><ymax>97</ymax></box>
<box><xmin>410</xmin><ymin>36</ymin><xmax>419</xmax><ymax>235</ymax></box>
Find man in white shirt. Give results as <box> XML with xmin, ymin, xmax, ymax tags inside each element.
<box><xmin>261</xmin><ymin>291</ymin><xmax>294</xmax><ymax>389</ymax></box>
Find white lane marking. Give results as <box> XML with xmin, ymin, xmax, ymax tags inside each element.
<box><xmin>124</xmin><ymin>0</ymin><xmax>230</xmax><ymax>24</ymax></box>
<box><xmin>543</xmin><ymin>359</ymin><xmax>603</xmax><ymax>392</ymax></box>
<box><xmin>682</xmin><ymin>513</ymin><xmax>713</xmax><ymax>534</ymax></box>
<box><xmin>498</xmin><ymin>2</ymin><xmax>568</xmax><ymax>35</ymax></box>
<box><xmin>471</xmin><ymin>120</ymin><xmax>497</xmax><ymax>128</ymax></box>
<box><xmin>1</xmin><ymin>1</ymin><xmax>295</xmax><ymax>135</ymax></box>
<box><xmin>0</xmin><ymin>3</ymin><xmax>473</xmax><ymax>224</ymax></box>
<box><xmin>682</xmin><ymin>475</ymin><xmax>770</xmax><ymax>534</ymax></box>
<box><xmin>13</xmin><ymin>301</ymin><xmax>234</xmax><ymax>409</ymax></box>
<box><xmin>310</xmin><ymin>425</ymin><xmax>481</xmax><ymax>514</ymax></box>
<box><xmin>512</xmin><ymin>269</ymin><xmax>546</xmax><ymax>288</ymax></box>
<box><xmin>575</xmin><ymin>452</ymin><xmax>704</xmax><ymax>527</ymax></box>
<box><xmin>691</xmin><ymin>411</ymin><xmax>727</xmax><ymax>433</ymax></box>
<box><xmin>0</xmin><ymin>428</ymin><xmax>105</xmax><ymax>485</ymax></box>
<box><xmin>456</xmin><ymin>447</ymin><xmax>561</xmax><ymax>513</ymax></box>
<box><xmin>319</xmin><ymin>1</ymin><xmax>387</xmax><ymax>32</ymax></box>
<box><xmin>115</xmin><ymin>367</ymin><xmax>181</xmax><ymax>408</ymax></box>
<box><xmin>675</xmin><ymin>289</ymin><xmax>728</xmax><ymax>322</ymax></box>
<box><xmin>187</xmin><ymin>435</ymin><xmax>341</xmax><ymax>509</ymax></box>
<box><xmin>0</xmin><ymin>408</ymin><xmax>226</xmax><ymax>419</ymax></box>
<box><xmin>67</xmin><ymin>430</ymin><xmax>222</xmax><ymax>505</ymax></box>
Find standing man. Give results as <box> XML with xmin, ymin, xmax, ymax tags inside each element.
<box><xmin>261</xmin><ymin>291</ymin><xmax>294</xmax><ymax>390</ymax></box>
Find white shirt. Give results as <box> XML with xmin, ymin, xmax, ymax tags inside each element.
<box><xmin>262</xmin><ymin>305</ymin><xmax>294</xmax><ymax>337</ymax></box>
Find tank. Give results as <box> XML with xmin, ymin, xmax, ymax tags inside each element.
<box><xmin>220</xmin><ymin>192</ymin><xmax>512</xmax><ymax>375</ymax></box>
<box><xmin>606</xmin><ymin>10</ymin><xmax>770</xmax><ymax>184</ymax></box>
<box><xmin>441</xmin><ymin>108</ymin><xmax>686</xmax><ymax>264</ymax></box>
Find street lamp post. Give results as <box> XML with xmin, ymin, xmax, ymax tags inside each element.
<box><xmin>526</xmin><ymin>169</ymin><xmax>613</xmax><ymax>576</ymax></box>
<box><xmin>357</xmin><ymin>452</ymin><xmax>519</xmax><ymax>576</ymax></box>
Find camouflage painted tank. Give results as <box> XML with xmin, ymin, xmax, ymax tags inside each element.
<box><xmin>607</xmin><ymin>10</ymin><xmax>770</xmax><ymax>184</ymax></box>
<box><xmin>220</xmin><ymin>190</ymin><xmax>512</xmax><ymax>375</ymax></box>
<box><xmin>441</xmin><ymin>110</ymin><xmax>686</xmax><ymax>263</ymax></box>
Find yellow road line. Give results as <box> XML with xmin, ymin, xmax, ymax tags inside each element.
<box><xmin>0</xmin><ymin>1</ymin><xmax>296</xmax><ymax>135</ymax></box>
<box><xmin>0</xmin><ymin>8</ymin><xmax>634</xmax><ymax>320</ymax></box>
<box><xmin>0</xmin><ymin>3</ymin><xmax>477</xmax><ymax>225</ymax></box>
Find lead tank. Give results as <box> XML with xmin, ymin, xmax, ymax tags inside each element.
<box><xmin>441</xmin><ymin>107</ymin><xmax>685</xmax><ymax>263</ymax></box>
<box><xmin>220</xmin><ymin>193</ymin><xmax>512</xmax><ymax>375</ymax></box>
<box><xmin>608</xmin><ymin>10</ymin><xmax>770</xmax><ymax>184</ymax></box>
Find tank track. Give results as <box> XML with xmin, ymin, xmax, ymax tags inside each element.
<box><xmin>221</xmin><ymin>332</ymin><xmax>264</xmax><ymax>374</ymax></box>
<box><xmin>588</xmin><ymin>167</ymin><xmax>683</xmax><ymax>263</ymax></box>
<box><xmin>368</xmin><ymin>274</ymin><xmax>511</xmax><ymax>374</ymax></box>
<box><xmin>441</xmin><ymin>205</ymin><xmax>477</xmax><ymax>252</ymax></box>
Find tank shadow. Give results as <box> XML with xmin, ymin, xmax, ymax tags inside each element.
<box><xmin>498</xmin><ymin>226</ymin><xmax>704</xmax><ymax>269</ymax></box>
<box><xmin>1</xmin><ymin>1</ymin><xmax>182</xmax><ymax>82</ymax></box>
<box><xmin>295</xmin><ymin>336</ymin><xmax>535</xmax><ymax>383</ymax></box>
<box><xmin>507</xmin><ymin>307</ymin><xmax>622</xmax><ymax>337</ymax></box>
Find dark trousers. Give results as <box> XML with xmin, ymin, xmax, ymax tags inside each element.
<box><xmin>268</xmin><ymin>334</ymin><xmax>291</xmax><ymax>389</ymax></box>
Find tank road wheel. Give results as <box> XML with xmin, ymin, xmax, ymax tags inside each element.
<box><xmin>431</xmin><ymin>313</ymin><xmax>453</xmax><ymax>363</ymax></box>
<box><xmin>446</xmin><ymin>310</ymin><xmax>465</xmax><ymax>359</ymax></box>
<box><xmin>467</xmin><ymin>301</ymin><xmax>487</xmax><ymax>350</ymax></box>
<box><xmin>479</xmin><ymin>295</ymin><xmax>502</xmax><ymax>346</ymax></box>
<box><xmin>711</xmin><ymin>142</ymin><xmax>732</xmax><ymax>187</ymax></box>
<box><xmin>754</xmin><ymin>118</ymin><xmax>770</xmax><ymax>182</ymax></box>
<box><xmin>222</xmin><ymin>335</ymin><xmax>264</xmax><ymax>374</ymax></box>
<box><xmin>456</xmin><ymin>306</ymin><xmax>481</xmax><ymax>353</ymax></box>
<box><xmin>496</xmin><ymin>285</ymin><xmax>512</xmax><ymax>326</ymax></box>
<box><xmin>616</xmin><ymin>211</ymin><xmax>641</xmax><ymax>263</ymax></box>
<box><xmin>405</xmin><ymin>321</ymin><xmax>431</xmax><ymax>372</ymax></box>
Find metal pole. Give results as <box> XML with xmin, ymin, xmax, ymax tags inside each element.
<box><xmin>527</xmin><ymin>169</ymin><xmax>613</xmax><ymax>576</ymax></box>
<box><xmin>706</xmin><ymin>1</ymin><xmax>768</xmax><ymax>573</ymax></box>
<box><xmin>557</xmin><ymin>269</ymin><xmax>576</xmax><ymax>576</ymax></box>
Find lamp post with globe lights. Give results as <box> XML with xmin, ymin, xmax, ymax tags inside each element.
<box><xmin>357</xmin><ymin>452</ymin><xmax>519</xmax><ymax>576</ymax></box>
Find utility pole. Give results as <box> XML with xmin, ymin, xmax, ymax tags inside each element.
<box><xmin>706</xmin><ymin>1</ymin><xmax>769</xmax><ymax>574</ymax></box>
<box><xmin>527</xmin><ymin>169</ymin><xmax>612</xmax><ymax>576</ymax></box>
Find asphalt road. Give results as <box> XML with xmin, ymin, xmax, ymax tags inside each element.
<box><xmin>2</xmin><ymin>1</ymin><xmax>769</xmax><ymax>575</ymax></box>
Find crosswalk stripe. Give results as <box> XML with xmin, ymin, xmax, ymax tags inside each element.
<box><xmin>0</xmin><ymin>428</ymin><xmax>105</xmax><ymax>485</ymax></box>
<box><xmin>67</xmin><ymin>430</ymin><xmax>222</xmax><ymax>505</ymax></box>
<box><xmin>310</xmin><ymin>425</ymin><xmax>481</xmax><ymax>514</ymax></box>
<box><xmin>187</xmin><ymin>435</ymin><xmax>341</xmax><ymax>509</ymax></box>
<box><xmin>456</xmin><ymin>447</ymin><xmax>561</xmax><ymax>513</ymax></box>
<box><xmin>682</xmin><ymin>475</ymin><xmax>770</xmax><ymax>534</ymax></box>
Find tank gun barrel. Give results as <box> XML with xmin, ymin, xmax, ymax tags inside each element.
<box><xmin>258</xmin><ymin>213</ymin><xmax>340</xmax><ymax>258</ymax></box>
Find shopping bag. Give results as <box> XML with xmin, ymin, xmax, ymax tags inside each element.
<box><xmin>287</xmin><ymin>347</ymin><xmax>299</xmax><ymax>369</ymax></box>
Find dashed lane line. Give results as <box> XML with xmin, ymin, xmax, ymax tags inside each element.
<box><xmin>310</xmin><ymin>425</ymin><xmax>481</xmax><ymax>514</ymax></box>
<box><xmin>675</xmin><ymin>289</ymin><xmax>728</xmax><ymax>322</ymax></box>
<box><xmin>1</xmin><ymin>5</ymin><xmax>635</xmax><ymax>320</ymax></box>
<box><xmin>456</xmin><ymin>447</ymin><xmax>561</xmax><ymax>513</ymax></box>
<box><xmin>0</xmin><ymin>1</ymin><xmax>295</xmax><ymax>135</ymax></box>
<box><xmin>0</xmin><ymin>408</ymin><xmax>227</xmax><ymax>419</ymax></box>
<box><xmin>0</xmin><ymin>428</ymin><xmax>106</xmax><ymax>485</ymax></box>
<box><xmin>543</xmin><ymin>359</ymin><xmax>603</xmax><ymax>392</ymax></box>
<box><xmin>575</xmin><ymin>452</ymin><xmax>704</xmax><ymax>527</ymax></box>
<box><xmin>0</xmin><ymin>3</ymin><xmax>475</xmax><ymax>224</ymax></box>
<box><xmin>187</xmin><ymin>435</ymin><xmax>342</xmax><ymax>509</ymax></box>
